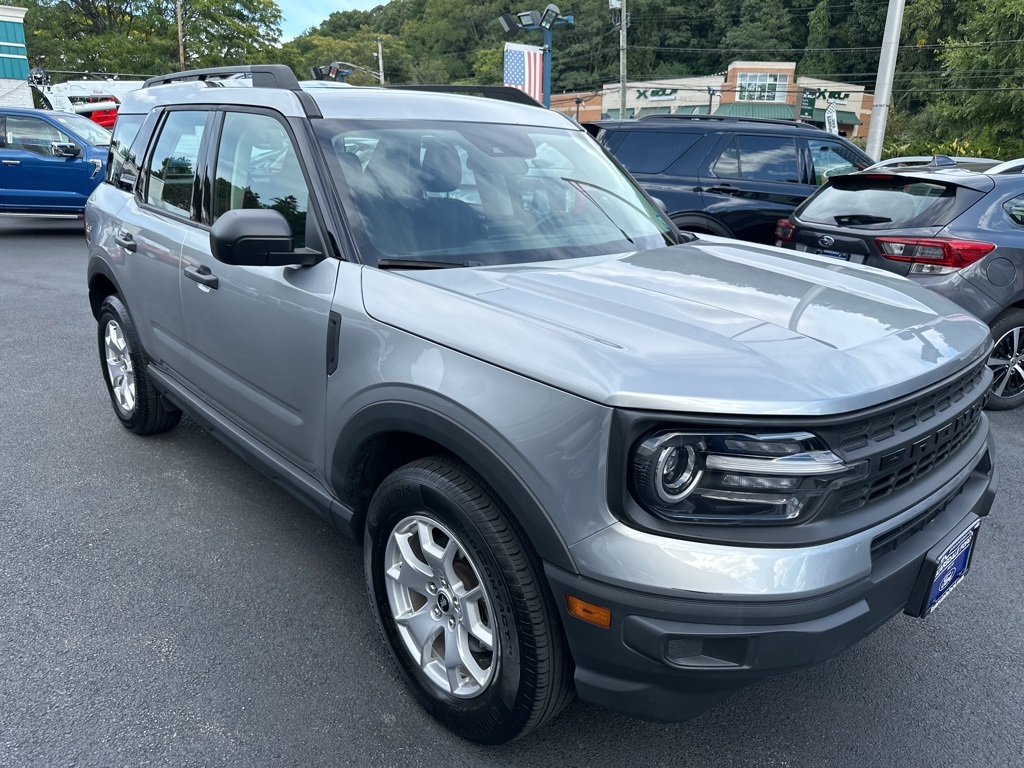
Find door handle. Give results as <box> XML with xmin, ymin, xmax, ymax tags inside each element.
<box><xmin>115</xmin><ymin>232</ymin><xmax>137</xmax><ymax>252</ymax></box>
<box><xmin>707</xmin><ymin>184</ymin><xmax>739</xmax><ymax>194</ymax></box>
<box><xmin>1</xmin><ymin>159</ymin><xmax>20</xmax><ymax>166</ymax></box>
<box><xmin>185</xmin><ymin>264</ymin><xmax>219</xmax><ymax>290</ymax></box>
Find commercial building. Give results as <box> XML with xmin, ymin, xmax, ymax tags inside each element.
<box><xmin>0</xmin><ymin>4</ymin><xmax>31</xmax><ymax>108</ymax></box>
<box><xmin>551</xmin><ymin>60</ymin><xmax>873</xmax><ymax>137</ymax></box>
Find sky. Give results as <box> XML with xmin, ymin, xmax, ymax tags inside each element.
<box><xmin>278</xmin><ymin>0</ymin><xmax>381</xmax><ymax>40</ymax></box>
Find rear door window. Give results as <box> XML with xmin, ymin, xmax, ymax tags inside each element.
<box><xmin>145</xmin><ymin>111</ymin><xmax>207</xmax><ymax>217</ymax></box>
<box><xmin>613</xmin><ymin>131</ymin><xmax>699</xmax><ymax>174</ymax></box>
<box><xmin>712</xmin><ymin>135</ymin><xmax>800</xmax><ymax>183</ymax></box>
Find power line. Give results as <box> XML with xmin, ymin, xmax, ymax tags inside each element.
<box><xmin>631</xmin><ymin>39</ymin><xmax>1024</xmax><ymax>54</ymax></box>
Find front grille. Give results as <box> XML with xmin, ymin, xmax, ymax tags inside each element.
<box><xmin>833</xmin><ymin>361</ymin><xmax>988</xmax><ymax>515</ymax></box>
<box><xmin>869</xmin><ymin>478</ymin><xmax>967</xmax><ymax>561</ymax></box>
<box><xmin>837</xmin><ymin>362</ymin><xmax>987</xmax><ymax>452</ymax></box>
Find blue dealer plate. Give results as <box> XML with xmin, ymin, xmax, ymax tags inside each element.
<box><xmin>924</xmin><ymin>521</ymin><xmax>979</xmax><ymax>616</ymax></box>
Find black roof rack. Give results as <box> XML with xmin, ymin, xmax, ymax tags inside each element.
<box><xmin>141</xmin><ymin>64</ymin><xmax>321</xmax><ymax>118</ymax></box>
<box><xmin>387</xmin><ymin>84</ymin><xmax>543</xmax><ymax>108</ymax></box>
<box><xmin>142</xmin><ymin>64</ymin><xmax>301</xmax><ymax>90</ymax></box>
<box><xmin>638</xmin><ymin>113</ymin><xmax>810</xmax><ymax>128</ymax></box>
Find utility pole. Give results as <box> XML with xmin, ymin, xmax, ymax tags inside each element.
<box><xmin>176</xmin><ymin>0</ymin><xmax>185</xmax><ymax>70</ymax></box>
<box><xmin>618</xmin><ymin>0</ymin><xmax>627</xmax><ymax>117</ymax></box>
<box><xmin>866</xmin><ymin>0</ymin><xmax>906</xmax><ymax>160</ymax></box>
<box><xmin>376</xmin><ymin>38</ymin><xmax>385</xmax><ymax>85</ymax></box>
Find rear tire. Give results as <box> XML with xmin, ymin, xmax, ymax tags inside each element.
<box><xmin>97</xmin><ymin>295</ymin><xmax>182</xmax><ymax>434</ymax></box>
<box><xmin>364</xmin><ymin>456</ymin><xmax>573</xmax><ymax>744</ymax></box>
<box><xmin>986</xmin><ymin>308</ymin><xmax>1024</xmax><ymax>410</ymax></box>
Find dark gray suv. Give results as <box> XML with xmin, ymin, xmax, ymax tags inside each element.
<box><xmin>86</xmin><ymin>65</ymin><xmax>997</xmax><ymax>744</ymax></box>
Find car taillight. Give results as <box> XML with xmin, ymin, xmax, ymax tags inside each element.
<box><xmin>775</xmin><ymin>218</ymin><xmax>795</xmax><ymax>243</ymax></box>
<box><xmin>874</xmin><ymin>237</ymin><xmax>995</xmax><ymax>273</ymax></box>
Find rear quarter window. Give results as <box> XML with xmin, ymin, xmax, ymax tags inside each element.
<box><xmin>1004</xmin><ymin>195</ymin><xmax>1024</xmax><ymax>226</ymax></box>
<box><xmin>799</xmin><ymin>179</ymin><xmax>960</xmax><ymax>228</ymax></box>
<box><xmin>612</xmin><ymin>131</ymin><xmax>700</xmax><ymax>174</ymax></box>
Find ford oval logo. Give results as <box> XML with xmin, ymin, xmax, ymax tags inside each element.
<box><xmin>939</xmin><ymin>568</ymin><xmax>955</xmax><ymax>591</ymax></box>
<box><xmin>819</xmin><ymin>235</ymin><xmax>836</xmax><ymax>248</ymax></box>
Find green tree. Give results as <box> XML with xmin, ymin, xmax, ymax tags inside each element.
<box><xmin>798</xmin><ymin>0</ymin><xmax>834</xmax><ymax>76</ymax></box>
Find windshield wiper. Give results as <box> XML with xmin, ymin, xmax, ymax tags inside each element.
<box><xmin>833</xmin><ymin>214</ymin><xmax>892</xmax><ymax>226</ymax></box>
<box><xmin>377</xmin><ymin>258</ymin><xmax>481</xmax><ymax>270</ymax></box>
<box><xmin>560</xmin><ymin>178</ymin><xmax>635</xmax><ymax>245</ymax></box>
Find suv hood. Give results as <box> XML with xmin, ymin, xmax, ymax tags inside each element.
<box><xmin>361</xmin><ymin>238</ymin><xmax>990</xmax><ymax>415</ymax></box>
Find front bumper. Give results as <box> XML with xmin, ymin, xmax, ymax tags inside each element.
<box><xmin>547</xmin><ymin>435</ymin><xmax>997</xmax><ymax>723</ymax></box>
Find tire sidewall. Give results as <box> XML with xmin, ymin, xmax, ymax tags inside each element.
<box><xmin>364</xmin><ymin>466</ymin><xmax>530</xmax><ymax>742</ymax></box>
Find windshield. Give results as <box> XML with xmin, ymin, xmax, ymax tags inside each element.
<box><xmin>48</xmin><ymin>113</ymin><xmax>112</xmax><ymax>146</ymax></box>
<box><xmin>314</xmin><ymin>119</ymin><xmax>676</xmax><ymax>267</ymax></box>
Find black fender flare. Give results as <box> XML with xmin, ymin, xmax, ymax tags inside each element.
<box><xmin>330</xmin><ymin>397</ymin><xmax>577</xmax><ymax>573</ymax></box>
<box><xmin>87</xmin><ymin>254</ymin><xmax>125</xmax><ymax>319</ymax></box>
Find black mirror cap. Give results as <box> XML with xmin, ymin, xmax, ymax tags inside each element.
<box><xmin>52</xmin><ymin>142</ymin><xmax>81</xmax><ymax>157</ymax></box>
<box><xmin>210</xmin><ymin>209</ymin><xmax>319</xmax><ymax>267</ymax></box>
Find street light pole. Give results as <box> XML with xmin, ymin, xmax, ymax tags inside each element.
<box><xmin>866</xmin><ymin>0</ymin><xmax>906</xmax><ymax>160</ymax></box>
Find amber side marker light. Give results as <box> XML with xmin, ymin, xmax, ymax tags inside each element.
<box><xmin>565</xmin><ymin>595</ymin><xmax>612</xmax><ymax>629</ymax></box>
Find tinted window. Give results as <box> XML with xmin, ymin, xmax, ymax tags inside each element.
<box><xmin>145</xmin><ymin>111</ymin><xmax>206</xmax><ymax>216</ymax></box>
<box><xmin>808</xmin><ymin>139</ymin><xmax>868</xmax><ymax>185</ymax></box>
<box><xmin>800</xmin><ymin>179</ymin><xmax>958</xmax><ymax>227</ymax></box>
<box><xmin>106</xmin><ymin>114</ymin><xmax>145</xmax><ymax>184</ymax></box>
<box><xmin>213</xmin><ymin>112</ymin><xmax>309</xmax><ymax>247</ymax></box>
<box><xmin>1005</xmin><ymin>195</ymin><xmax>1024</xmax><ymax>226</ymax></box>
<box><xmin>613</xmin><ymin>131</ymin><xmax>699</xmax><ymax>174</ymax></box>
<box><xmin>5</xmin><ymin>116</ymin><xmax>69</xmax><ymax>156</ymax></box>
<box><xmin>713</xmin><ymin>135</ymin><xmax>800</xmax><ymax>183</ymax></box>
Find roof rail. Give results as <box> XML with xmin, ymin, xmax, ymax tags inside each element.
<box><xmin>638</xmin><ymin>113</ymin><xmax>809</xmax><ymax>128</ymax></box>
<box><xmin>387</xmin><ymin>84</ymin><xmax>543</xmax><ymax>108</ymax></box>
<box><xmin>143</xmin><ymin>64</ymin><xmax>301</xmax><ymax>91</ymax></box>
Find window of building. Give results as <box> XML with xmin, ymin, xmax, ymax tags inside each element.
<box><xmin>736</xmin><ymin>73</ymin><xmax>789</xmax><ymax>103</ymax></box>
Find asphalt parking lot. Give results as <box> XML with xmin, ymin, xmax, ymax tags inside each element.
<box><xmin>2</xmin><ymin>215</ymin><xmax>1023</xmax><ymax>767</ymax></box>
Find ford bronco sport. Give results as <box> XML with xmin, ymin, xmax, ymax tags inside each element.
<box><xmin>85</xmin><ymin>65</ymin><xmax>997</xmax><ymax>744</ymax></box>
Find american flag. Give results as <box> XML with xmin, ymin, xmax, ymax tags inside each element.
<box><xmin>504</xmin><ymin>43</ymin><xmax>544</xmax><ymax>104</ymax></box>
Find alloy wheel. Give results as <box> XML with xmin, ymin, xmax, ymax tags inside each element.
<box><xmin>103</xmin><ymin>319</ymin><xmax>136</xmax><ymax>414</ymax></box>
<box><xmin>383</xmin><ymin>515</ymin><xmax>497</xmax><ymax>698</ymax></box>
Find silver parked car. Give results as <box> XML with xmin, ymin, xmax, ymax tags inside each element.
<box><xmin>86</xmin><ymin>66</ymin><xmax>997</xmax><ymax>744</ymax></box>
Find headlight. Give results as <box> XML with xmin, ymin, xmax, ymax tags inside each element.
<box><xmin>629</xmin><ymin>430</ymin><xmax>866</xmax><ymax>525</ymax></box>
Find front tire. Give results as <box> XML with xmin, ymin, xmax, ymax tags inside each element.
<box><xmin>986</xmin><ymin>308</ymin><xmax>1024</xmax><ymax>410</ymax></box>
<box><xmin>364</xmin><ymin>456</ymin><xmax>572</xmax><ymax>744</ymax></box>
<box><xmin>97</xmin><ymin>295</ymin><xmax>182</xmax><ymax>434</ymax></box>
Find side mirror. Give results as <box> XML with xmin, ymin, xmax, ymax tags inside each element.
<box><xmin>210</xmin><ymin>208</ymin><xmax>320</xmax><ymax>267</ymax></box>
<box><xmin>52</xmin><ymin>142</ymin><xmax>81</xmax><ymax>158</ymax></box>
<box><xmin>650</xmin><ymin>196</ymin><xmax>668</xmax><ymax>215</ymax></box>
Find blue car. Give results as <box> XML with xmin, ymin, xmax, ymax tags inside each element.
<box><xmin>0</xmin><ymin>108</ymin><xmax>111</xmax><ymax>215</ymax></box>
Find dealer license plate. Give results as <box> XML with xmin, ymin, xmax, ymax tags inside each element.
<box><xmin>907</xmin><ymin>519</ymin><xmax>980</xmax><ymax>618</ymax></box>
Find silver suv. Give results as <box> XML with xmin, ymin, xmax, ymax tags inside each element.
<box><xmin>85</xmin><ymin>65</ymin><xmax>998</xmax><ymax>744</ymax></box>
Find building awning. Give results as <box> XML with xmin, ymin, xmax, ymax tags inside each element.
<box><xmin>811</xmin><ymin>107</ymin><xmax>862</xmax><ymax>126</ymax></box>
<box><xmin>714</xmin><ymin>102</ymin><xmax>798</xmax><ymax>120</ymax></box>
<box><xmin>675</xmin><ymin>105</ymin><xmax>709</xmax><ymax>115</ymax></box>
<box><xmin>634</xmin><ymin>106</ymin><xmax>672</xmax><ymax>118</ymax></box>
<box><xmin>712</xmin><ymin>102</ymin><xmax>863</xmax><ymax>126</ymax></box>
